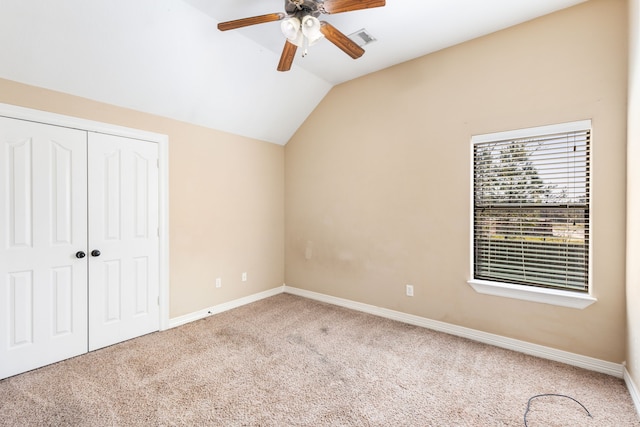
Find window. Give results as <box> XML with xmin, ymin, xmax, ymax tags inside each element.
<box><xmin>470</xmin><ymin>121</ymin><xmax>594</xmax><ymax>307</ymax></box>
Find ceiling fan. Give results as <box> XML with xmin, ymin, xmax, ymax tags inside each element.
<box><xmin>217</xmin><ymin>0</ymin><xmax>386</xmax><ymax>72</ymax></box>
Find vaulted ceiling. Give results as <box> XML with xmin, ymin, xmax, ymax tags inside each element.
<box><xmin>0</xmin><ymin>0</ymin><xmax>586</xmax><ymax>145</ymax></box>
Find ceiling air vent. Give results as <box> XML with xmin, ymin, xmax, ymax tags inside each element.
<box><xmin>348</xmin><ymin>28</ymin><xmax>376</xmax><ymax>47</ymax></box>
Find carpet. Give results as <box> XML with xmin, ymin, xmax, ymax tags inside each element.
<box><xmin>0</xmin><ymin>293</ymin><xmax>638</xmax><ymax>426</ymax></box>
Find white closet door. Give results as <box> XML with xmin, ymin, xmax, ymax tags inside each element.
<box><xmin>87</xmin><ymin>133</ymin><xmax>159</xmax><ymax>351</ymax></box>
<box><xmin>0</xmin><ymin>117</ymin><xmax>88</xmax><ymax>380</ymax></box>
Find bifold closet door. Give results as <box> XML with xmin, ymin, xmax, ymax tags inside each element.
<box><xmin>0</xmin><ymin>117</ymin><xmax>89</xmax><ymax>379</ymax></box>
<box><xmin>87</xmin><ymin>133</ymin><xmax>160</xmax><ymax>351</ymax></box>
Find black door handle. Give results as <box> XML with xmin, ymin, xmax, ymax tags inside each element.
<box><xmin>91</xmin><ymin>250</ymin><xmax>101</xmax><ymax>257</ymax></box>
<box><xmin>75</xmin><ymin>251</ymin><xmax>86</xmax><ymax>259</ymax></box>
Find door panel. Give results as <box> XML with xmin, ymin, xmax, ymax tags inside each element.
<box><xmin>7</xmin><ymin>138</ymin><xmax>32</xmax><ymax>248</ymax></box>
<box><xmin>103</xmin><ymin>259</ymin><xmax>121</xmax><ymax>323</ymax></box>
<box><xmin>88</xmin><ymin>133</ymin><xmax>159</xmax><ymax>351</ymax></box>
<box><xmin>51</xmin><ymin>142</ymin><xmax>74</xmax><ymax>245</ymax></box>
<box><xmin>104</xmin><ymin>150</ymin><xmax>121</xmax><ymax>240</ymax></box>
<box><xmin>133</xmin><ymin>256</ymin><xmax>150</xmax><ymax>315</ymax></box>
<box><xmin>9</xmin><ymin>271</ymin><xmax>34</xmax><ymax>347</ymax></box>
<box><xmin>52</xmin><ymin>266</ymin><xmax>74</xmax><ymax>336</ymax></box>
<box><xmin>0</xmin><ymin>117</ymin><xmax>88</xmax><ymax>380</ymax></box>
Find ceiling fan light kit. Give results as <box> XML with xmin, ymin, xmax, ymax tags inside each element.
<box><xmin>281</xmin><ymin>17</ymin><xmax>303</xmax><ymax>43</ymax></box>
<box><xmin>217</xmin><ymin>0</ymin><xmax>385</xmax><ymax>72</ymax></box>
<box><xmin>301</xmin><ymin>16</ymin><xmax>323</xmax><ymax>45</ymax></box>
<box><xmin>281</xmin><ymin>15</ymin><xmax>323</xmax><ymax>51</ymax></box>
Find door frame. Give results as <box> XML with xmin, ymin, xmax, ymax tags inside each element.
<box><xmin>0</xmin><ymin>102</ymin><xmax>171</xmax><ymax>331</ymax></box>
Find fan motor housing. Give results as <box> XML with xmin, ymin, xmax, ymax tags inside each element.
<box><xmin>285</xmin><ymin>0</ymin><xmax>322</xmax><ymax>18</ymax></box>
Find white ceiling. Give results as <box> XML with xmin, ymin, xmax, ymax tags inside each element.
<box><xmin>0</xmin><ymin>0</ymin><xmax>586</xmax><ymax>145</ymax></box>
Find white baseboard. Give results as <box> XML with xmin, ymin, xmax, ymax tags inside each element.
<box><xmin>168</xmin><ymin>285</ymin><xmax>285</xmax><ymax>329</ymax></box>
<box><xmin>283</xmin><ymin>285</ymin><xmax>624</xmax><ymax>378</ymax></box>
<box><xmin>166</xmin><ymin>284</ymin><xmax>625</xmax><ymax>379</ymax></box>
<box><xmin>625</xmin><ymin>367</ymin><xmax>640</xmax><ymax>418</ymax></box>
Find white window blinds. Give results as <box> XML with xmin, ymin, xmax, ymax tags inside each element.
<box><xmin>472</xmin><ymin>123</ymin><xmax>590</xmax><ymax>292</ymax></box>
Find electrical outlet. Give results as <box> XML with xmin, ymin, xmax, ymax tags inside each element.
<box><xmin>242</xmin><ymin>272</ymin><xmax>247</xmax><ymax>282</ymax></box>
<box><xmin>215</xmin><ymin>277</ymin><xmax>222</xmax><ymax>288</ymax></box>
<box><xmin>406</xmin><ymin>284</ymin><xmax>414</xmax><ymax>297</ymax></box>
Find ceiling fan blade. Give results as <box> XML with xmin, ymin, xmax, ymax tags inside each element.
<box><xmin>278</xmin><ymin>41</ymin><xmax>298</xmax><ymax>72</ymax></box>
<box><xmin>218</xmin><ymin>12</ymin><xmax>286</xmax><ymax>31</ymax></box>
<box><xmin>321</xmin><ymin>0</ymin><xmax>385</xmax><ymax>14</ymax></box>
<box><xmin>319</xmin><ymin>21</ymin><xmax>365</xmax><ymax>59</ymax></box>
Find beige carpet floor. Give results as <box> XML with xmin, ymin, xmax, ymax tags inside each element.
<box><xmin>0</xmin><ymin>293</ymin><xmax>638</xmax><ymax>426</ymax></box>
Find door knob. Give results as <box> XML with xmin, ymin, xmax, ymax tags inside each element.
<box><xmin>91</xmin><ymin>250</ymin><xmax>101</xmax><ymax>257</ymax></box>
<box><xmin>75</xmin><ymin>251</ymin><xmax>86</xmax><ymax>259</ymax></box>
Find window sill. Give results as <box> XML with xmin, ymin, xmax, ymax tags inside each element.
<box><xmin>467</xmin><ymin>279</ymin><xmax>597</xmax><ymax>309</ymax></box>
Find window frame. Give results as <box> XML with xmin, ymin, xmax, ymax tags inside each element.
<box><xmin>468</xmin><ymin>120</ymin><xmax>596</xmax><ymax>309</ymax></box>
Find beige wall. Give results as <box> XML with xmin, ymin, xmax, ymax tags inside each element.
<box><xmin>285</xmin><ymin>0</ymin><xmax>628</xmax><ymax>362</ymax></box>
<box><xmin>628</xmin><ymin>0</ymin><xmax>640</xmax><ymax>396</ymax></box>
<box><xmin>0</xmin><ymin>78</ymin><xmax>285</xmax><ymax>318</ymax></box>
